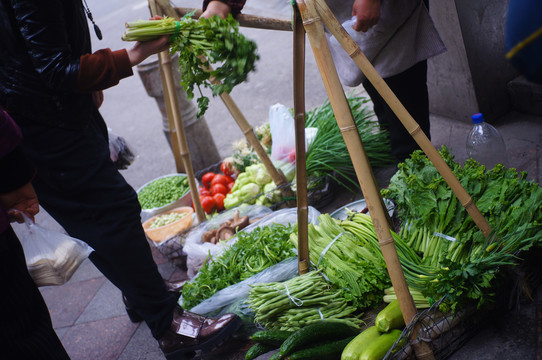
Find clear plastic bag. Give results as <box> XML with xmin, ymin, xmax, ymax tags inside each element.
<box><xmin>18</xmin><ymin>215</ymin><xmax>93</xmax><ymax>287</ymax></box>
<box><xmin>268</xmin><ymin>103</ymin><xmax>318</xmax><ymax>168</ymax></box>
<box><xmin>108</xmin><ymin>128</ymin><xmax>137</xmax><ymax>170</ymax></box>
<box><xmin>188</xmin><ymin>256</ymin><xmax>299</xmax><ymax>317</ymax></box>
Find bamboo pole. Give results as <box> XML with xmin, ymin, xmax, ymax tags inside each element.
<box><xmin>311</xmin><ymin>0</ymin><xmax>492</xmax><ymax>238</ymax></box>
<box><xmin>174</xmin><ymin>7</ymin><xmax>293</xmax><ymax>31</ymax></box>
<box><xmin>149</xmin><ymin>0</ymin><xmax>206</xmax><ymax>222</ymax></box>
<box><xmin>297</xmin><ymin>1</ymin><xmax>434</xmax><ymax>359</ymax></box>
<box><xmin>292</xmin><ymin>5</ymin><xmax>309</xmax><ymax>275</ymax></box>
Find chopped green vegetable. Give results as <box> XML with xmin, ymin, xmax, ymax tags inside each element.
<box><xmin>138</xmin><ymin>175</ymin><xmax>189</xmax><ymax>209</ymax></box>
<box><xmin>149</xmin><ymin>212</ymin><xmax>187</xmax><ymax>229</ymax></box>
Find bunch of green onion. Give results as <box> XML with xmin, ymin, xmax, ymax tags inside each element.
<box><xmin>122</xmin><ymin>14</ymin><xmax>258</xmax><ymax>116</ymax></box>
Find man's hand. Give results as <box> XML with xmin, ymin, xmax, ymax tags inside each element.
<box><xmin>0</xmin><ymin>183</ymin><xmax>39</xmax><ymax>223</ymax></box>
<box><xmin>127</xmin><ymin>35</ymin><xmax>170</xmax><ymax>67</ymax></box>
<box><xmin>201</xmin><ymin>0</ymin><xmax>232</xmax><ymax>19</ymax></box>
<box><xmin>352</xmin><ymin>0</ymin><xmax>381</xmax><ymax>32</ymax></box>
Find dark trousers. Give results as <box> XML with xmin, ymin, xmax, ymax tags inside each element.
<box><xmin>362</xmin><ymin>60</ymin><xmax>430</xmax><ymax>163</ymax></box>
<box><xmin>15</xmin><ymin>107</ymin><xmax>177</xmax><ymax>339</ymax></box>
<box><xmin>0</xmin><ymin>226</ymin><xmax>71</xmax><ymax>359</ymax></box>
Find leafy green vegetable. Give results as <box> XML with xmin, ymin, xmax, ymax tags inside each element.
<box><xmin>123</xmin><ymin>15</ymin><xmax>258</xmax><ymax>116</ymax></box>
<box><xmin>381</xmin><ymin>146</ymin><xmax>542</xmax><ymax>311</ymax></box>
<box><xmin>181</xmin><ymin>223</ymin><xmax>295</xmax><ymax>309</ymax></box>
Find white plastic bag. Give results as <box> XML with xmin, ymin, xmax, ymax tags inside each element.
<box><xmin>268</xmin><ymin>103</ymin><xmax>318</xmax><ymax>166</ymax></box>
<box><xmin>18</xmin><ymin>215</ymin><xmax>93</xmax><ymax>287</ymax></box>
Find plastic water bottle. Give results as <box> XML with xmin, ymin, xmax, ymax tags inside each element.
<box><xmin>466</xmin><ymin>113</ymin><xmax>509</xmax><ymax>169</ymax></box>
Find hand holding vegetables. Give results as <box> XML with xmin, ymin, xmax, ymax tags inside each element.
<box><xmin>122</xmin><ymin>15</ymin><xmax>258</xmax><ymax>116</ymax></box>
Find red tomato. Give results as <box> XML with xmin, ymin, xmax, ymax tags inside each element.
<box><xmin>224</xmin><ymin>175</ymin><xmax>235</xmax><ymax>184</ymax></box>
<box><xmin>227</xmin><ymin>181</ymin><xmax>235</xmax><ymax>193</ymax></box>
<box><xmin>201</xmin><ymin>172</ymin><xmax>216</xmax><ymax>188</ymax></box>
<box><xmin>210</xmin><ymin>183</ymin><xmax>228</xmax><ymax>196</ymax></box>
<box><xmin>213</xmin><ymin>193</ymin><xmax>226</xmax><ymax>211</ymax></box>
<box><xmin>211</xmin><ymin>174</ymin><xmax>229</xmax><ymax>187</ymax></box>
<box><xmin>199</xmin><ymin>186</ymin><xmax>210</xmax><ymax>197</ymax></box>
<box><xmin>200</xmin><ymin>195</ymin><xmax>216</xmax><ymax>214</ymax></box>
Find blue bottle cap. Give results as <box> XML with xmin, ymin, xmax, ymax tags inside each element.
<box><xmin>472</xmin><ymin>113</ymin><xmax>484</xmax><ymax>124</ymax></box>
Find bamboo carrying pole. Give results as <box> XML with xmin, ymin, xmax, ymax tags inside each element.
<box><xmin>311</xmin><ymin>0</ymin><xmax>492</xmax><ymax>238</ymax></box>
<box><xmin>292</xmin><ymin>5</ymin><xmax>309</xmax><ymax>275</ymax></box>
<box><xmin>149</xmin><ymin>0</ymin><xmax>206</xmax><ymax>222</ymax></box>
<box><xmin>297</xmin><ymin>1</ymin><xmax>434</xmax><ymax>359</ymax></box>
<box><xmin>175</xmin><ymin>7</ymin><xmax>293</xmax><ymax>31</ymax></box>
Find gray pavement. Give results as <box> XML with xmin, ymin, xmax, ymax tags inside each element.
<box><xmin>9</xmin><ymin>0</ymin><xmax>542</xmax><ymax>359</ymax></box>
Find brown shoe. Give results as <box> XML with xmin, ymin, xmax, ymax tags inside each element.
<box><xmin>123</xmin><ymin>280</ymin><xmax>187</xmax><ymax>323</ymax></box>
<box><xmin>159</xmin><ymin>309</ymin><xmax>242</xmax><ymax>360</ymax></box>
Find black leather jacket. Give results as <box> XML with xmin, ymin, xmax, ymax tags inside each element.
<box><xmin>0</xmin><ymin>0</ymin><xmax>94</xmax><ymax>129</ymax></box>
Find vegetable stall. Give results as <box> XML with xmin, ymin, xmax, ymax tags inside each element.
<box><xmin>125</xmin><ymin>0</ymin><xmax>542</xmax><ymax>359</ymax></box>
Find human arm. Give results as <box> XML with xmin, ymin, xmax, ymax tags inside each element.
<box><xmin>9</xmin><ymin>0</ymin><xmax>169</xmax><ymax>92</ymax></box>
<box><xmin>0</xmin><ymin>110</ymin><xmax>39</xmax><ymax>225</ymax></box>
<box><xmin>351</xmin><ymin>0</ymin><xmax>381</xmax><ymax>32</ymax></box>
<box><xmin>201</xmin><ymin>0</ymin><xmax>246</xmax><ymax>18</ymax></box>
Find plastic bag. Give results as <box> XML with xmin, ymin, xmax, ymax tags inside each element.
<box><xmin>268</xmin><ymin>103</ymin><xmax>318</xmax><ymax>167</ymax></box>
<box><xmin>18</xmin><ymin>215</ymin><xmax>93</xmax><ymax>287</ymax></box>
<box><xmin>108</xmin><ymin>128</ymin><xmax>137</xmax><ymax>170</ymax></box>
<box><xmin>183</xmin><ymin>205</ymin><xmax>273</xmax><ymax>278</ymax></box>
<box><xmin>188</xmin><ymin>256</ymin><xmax>299</xmax><ymax>317</ymax></box>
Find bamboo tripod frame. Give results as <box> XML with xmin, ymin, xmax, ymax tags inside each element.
<box><xmin>148</xmin><ymin>1</ymin><xmax>491</xmax><ymax>358</ymax></box>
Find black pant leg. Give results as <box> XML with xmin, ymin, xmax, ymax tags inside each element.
<box><xmin>362</xmin><ymin>60</ymin><xmax>430</xmax><ymax>163</ymax></box>
<box><xmin>17</xmin><ymin>110</ymin><xmax>177</xmax><ymax>339</ymax></box>
<box><xmin>0</xmin><ymin>227</ymin><xmax>71</xmax><ymax>360</ymax></box>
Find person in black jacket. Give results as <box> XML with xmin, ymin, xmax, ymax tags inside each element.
<box><xmin>0</xmin><ymin>108</ymin><xmax>71</xmax><ymax>360</ymax></box>
<box><xmin>0</xmin><ymin>1</ymin><xmax>241</xmax><ymax>359</ymax></box>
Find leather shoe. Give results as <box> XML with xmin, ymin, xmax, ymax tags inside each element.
<box><xmin>123</xmin><ymin>280</ymin><xmax>187</xmax><ymax>323</ymax></box>
<box><xmin>159</xmin><ymin>309</ymin><xmax>242</xmax><ymax>360</ymax></box>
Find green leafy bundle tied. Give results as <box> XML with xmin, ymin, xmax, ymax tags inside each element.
<box><xmin>122</xmin><ymin>15</ymin><xmax>258</xmax><ymax>116</ymax></box>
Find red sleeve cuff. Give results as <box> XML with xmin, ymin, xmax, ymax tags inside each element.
<box><xmin>77</xmin><ymin>48</ymin><xmax>134</xmax><ymax>92</ymax></box>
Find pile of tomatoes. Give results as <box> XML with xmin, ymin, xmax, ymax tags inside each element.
<box><xmin>198</xmin><ymin>165</ymin><xmax>236</xmax><ymax>214</ymax></box>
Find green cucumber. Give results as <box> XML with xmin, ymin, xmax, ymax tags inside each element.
<box><xmin>268</xmin><ymin>351</ymin><xmax>283</xmax><ymax>360</ymax></box>
<box><xmin>251</xmin><ymin>330</ymin><xmax>293</xmax><ymax>346</ymax></box>
<box><xmin>245</xmin><ymin>342</ymin><xmax>278</xmax><ymax>360</ymax></box>
<box><xmin>375</xmin><ymin>300</ymin><xmax>405</xmax><ymax>333</ymax></box>
<box><xmin>285</xmin><ymin>336</ymin><xmax>356</xmax><ymax>360</ymax></box>
<box><xmin>279</xmin><ymin>320</ymin><xmax>359</xmax><ymax>357</ymax></box>
<box><xmin>359</xmin><ymin>329</ymin><xmax>402</xmax><ymax>360</ymax></box>
<box><xmin>341</xmin><ymin>326</ymin><xmax>381</xmax><ymax>360</ymax></box>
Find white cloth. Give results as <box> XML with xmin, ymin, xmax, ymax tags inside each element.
<box><xmin>325</xmin><ymin>0</ymin><xmax>446</xmax><ymax>86</ymax></box>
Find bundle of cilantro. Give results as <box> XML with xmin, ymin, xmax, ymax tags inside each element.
<box><xmin>123</xmin><ymin>15</ymin><xmax>258</xmax><ymax>116</ymax></box>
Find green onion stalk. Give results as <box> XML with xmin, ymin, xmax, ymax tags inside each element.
<box><xmin>122</xmin><ymin>14</ymin><xmax>258</xmax><ymax>116</ymax></box>
<box><xmin>304</xmin><ymin>96</ymin><xmax>394</xmax><ymax>191</ymax></box>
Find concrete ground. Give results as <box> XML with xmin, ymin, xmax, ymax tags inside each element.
<box><xmin>9</xmin><ymin>0</ymin><xmax>542</xmax><ymax>359</ymax></box>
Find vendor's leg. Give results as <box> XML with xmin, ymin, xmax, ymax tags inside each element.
<box><xmin>18</xmin><ymin>111</ymin><xmax>177</xmax><ymax>339</ymax></box>
<box><xmin>362</xmin><ymin>60</ymin><xmax>430</xmax><ymax>163</ymax></box>
<box><xmin>0</xmin><ymin>227</ymin><xmax>71</xmax><ymax>359</ymax></box>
